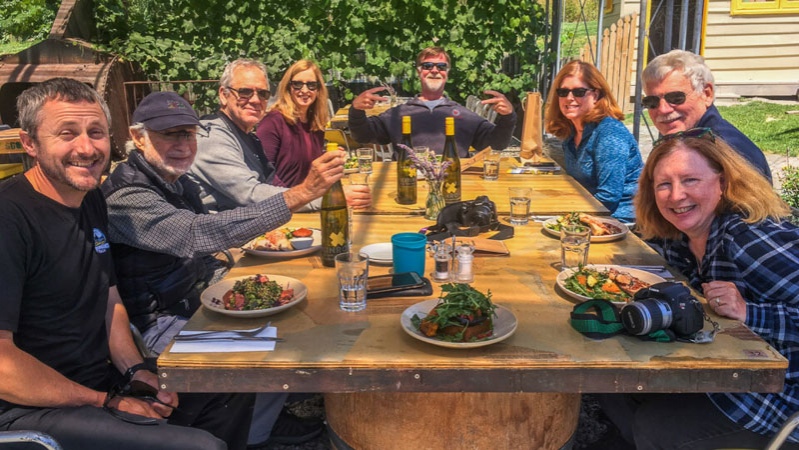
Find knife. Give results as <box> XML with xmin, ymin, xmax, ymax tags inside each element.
<box><xmin>173</xmin><ymin>335</ymin><xmax>284</xmax><ymax>343</ymax></box>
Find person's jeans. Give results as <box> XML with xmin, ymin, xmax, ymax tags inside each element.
<box><xmin>598</xmin><ymin>393</ymin><xmax>799</xmax><ymax>450</ymax></box>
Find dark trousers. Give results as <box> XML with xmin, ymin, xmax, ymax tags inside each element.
<box><xmin>0</xmin><ymin>392</ymin><xmax>254</xmax><ymax>450</ymax></box>
<box><xmin>598</xmin><ymin>393</ymin><xmax>799</xmax><ymax>450</ymax></box>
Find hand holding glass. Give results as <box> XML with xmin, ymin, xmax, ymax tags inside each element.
<box><xmin>356</xmin><ymin>147</ymin><xmax>374</xmax><ymax>174</ymax></box>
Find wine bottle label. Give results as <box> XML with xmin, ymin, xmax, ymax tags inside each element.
<box><xmin>443</xmin><ymin>181</ymin><xmax>461</xmax><ymax>204</ymax></box>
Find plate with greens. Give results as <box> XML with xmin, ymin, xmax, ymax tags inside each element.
<box><xmin>201</xmin><ymin>274</ymin><xmax>307</xmax><ymax>317</ymax></box>
<box><xmin>556</xmin><ymin>265</ymin><xmax>665</xmax><ymax>305</ymax></box>
<box><xmin>542</xmin><ymin>213</ymin><xmax>628</xmax><ymax>243</ymax></box>
<box><xmin>401</xmin><ymin>284</ymin><xmax>517</xmax><ymax>349</ymax></box>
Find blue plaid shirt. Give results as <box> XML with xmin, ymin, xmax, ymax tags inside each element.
<box><xmin>661</xmin><ymin>213</ymin><xmax>799</xmax><ymax>441</ymax></box>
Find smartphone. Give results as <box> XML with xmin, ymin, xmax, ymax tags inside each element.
<box><xmin>367</xmin><ymin>272</ymin><xmax>425</xmax><ymax>294</ymax></box>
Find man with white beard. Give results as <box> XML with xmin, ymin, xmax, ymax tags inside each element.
<box><xmin>347</xmin><ymin>46</ymin><xmax>516</xmax><ymax>157</ymax></box>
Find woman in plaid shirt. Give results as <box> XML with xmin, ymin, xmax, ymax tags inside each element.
<box><xmin>601</xmin><ymin>129</ymin><xmax>799</xmax><ymax>449</ymax></box>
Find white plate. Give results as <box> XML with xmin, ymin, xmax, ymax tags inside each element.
<box><xmin>542</xmin><ymin>217</ymin><xmax>629</xmax><ymax>243</ymax></box>
<box><xmin>400</xmin><ymin>299</ymin><xmax>518</xmax><ymax>349</ymax></box>
<box><xmin>201</xmin><ymin>275</ymin><xmax>307</xmax><ymax>318</ymax></box>
<box><xmin>556</xmin><ymin>264</ymin><xmax>667</xmax><ymax>305</ymax></box>
<box><xmin>242</xmin><ymin>229</ymin><xmax>322</xmax><ymax>258</ymax></box>
<box><xmin>359</xmin><ymin>242</ymin><xmax>393</xmax><ymax>264</ymax></box>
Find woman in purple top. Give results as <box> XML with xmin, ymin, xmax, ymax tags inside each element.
<box><xmin>257</xmin><ymin>60</ymin><xmax>330</xmax><ymax>187</ymax></box>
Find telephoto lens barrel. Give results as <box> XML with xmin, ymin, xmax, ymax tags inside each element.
<box><xmin>621</xmin><ymin>299</ymin><xmax>673</xmax><ymax>335</ymax></box>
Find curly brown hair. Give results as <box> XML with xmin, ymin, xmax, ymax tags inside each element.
<box><xmin>635</xmin><ymin>134</ymin><xmax>788</xmax><ymax>240</ymax></box>
<box><xmin>544</xmin><ymin>60</ymin><xmax>623</xmax><ymax>139</ymax></box>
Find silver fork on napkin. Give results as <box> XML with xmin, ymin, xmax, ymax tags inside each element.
<box><xmin>178</xmin><ymin>321</ymin><xmax>272</xmax><ymax>338</ymax></box>
<box><xmin>173</xmin><ymin>335</ymin><xmax>284</xmax><ymax>343</ymax></box>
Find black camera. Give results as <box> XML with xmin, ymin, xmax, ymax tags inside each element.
<box><xmin>620</xmin><ymin>282</ymin><xmax>704</xmax><ymax>338</ymax></box>
<box><xmin>458</xmin><ymin>196</ymin><xmax>499</xmax><ymax>230</ymax></box>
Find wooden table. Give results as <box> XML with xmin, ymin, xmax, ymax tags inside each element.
<box><xmin>329</xmin><ymin>104</ymin><xmax>391</xmax><ymax>130</ymax></box>
<box><xmin>350</xmin><ymin>161</ymin><xmax>609</xmax><ymax>216</ymax></box>
<box><xmin>157</xmin><ymin>214</ymin><xmax>787</xmax><ymax>449</ymax></box>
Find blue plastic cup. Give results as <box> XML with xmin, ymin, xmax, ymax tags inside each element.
<box><xmin>391</xmin><ymin>233</ymin><xmax>427</xmax><ymax>277</ymax></box>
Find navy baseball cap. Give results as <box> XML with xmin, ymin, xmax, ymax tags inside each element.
<box><xmin>132</xmin><ymin>91</ymin><xmax>201</xmax><ymax>131</ymax></box>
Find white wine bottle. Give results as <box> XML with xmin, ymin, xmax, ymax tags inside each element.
<box><xmin>397</xmin><ymin>116</ymin><xmax>417</xmax><ymax>205</ymax></box>
<box><xmin>441</xmin><ymin>117</ymin><xmax>461</xmax><ymax>204</ymax></box>
<box><xmin>321</xmin><ymin>142</ymin><xmax>349</xmax><ymax>267</ymax></box>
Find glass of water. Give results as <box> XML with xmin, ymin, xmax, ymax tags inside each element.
<box><xmin>560</xmin><ymin>224</ymin><xmax>591</xmax><ymax>270</ymax></box>
<box><xmin>508</xmin><ymin>187</ymin><xmax>532</xmax><ymax>225</ymax></box>
<box><xmin>335</xmin><ymin>252</ymin><xmax>369</xmax><ymax>311</ymax></box>
<box><xmin>356</xmin><ymin>147</ymin><xmax>374</xmax><ymax>174</ymax></box>
<box><xmin>483</xmin><ymin>151</ymin><xmax>500</xmax><ymax>181</ymax></box>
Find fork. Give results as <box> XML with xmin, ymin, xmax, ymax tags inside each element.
<box><xmin>180</xmin><ymin>321</ymin><xmax>272</xmax><ymax>338</ymax></box>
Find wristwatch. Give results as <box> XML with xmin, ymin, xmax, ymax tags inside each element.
<box><xmin>124</xmin><ymin>362</ymin><xmax>152</xmax><ymax>381</ymax></box>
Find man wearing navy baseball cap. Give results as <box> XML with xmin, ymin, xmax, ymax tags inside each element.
<box><xmin>101</xmin><ymin>91</ymin><xmax>329</xmax><ymax>446</ymax></box>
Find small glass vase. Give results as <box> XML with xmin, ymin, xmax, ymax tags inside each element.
<box><xmin>425</xmin><ymin>180</ymin><xmax>446</xmax><ymax>220</ymax></box>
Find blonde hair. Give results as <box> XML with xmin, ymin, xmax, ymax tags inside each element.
<box><xmin>636</xmin><ymin>135</ymin><xmax>788</xmax><ymax>240</ymax></box>
<box><xmin>545</xmin><ymin>60</ymin><xmax>624</xmax><ymax>139</ymax></box>
<box><xmin>271</xmin><ymin>59</ymin><xmax>330</xmax><ymax>132</ymax></box>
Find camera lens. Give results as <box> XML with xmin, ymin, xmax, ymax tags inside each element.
<box><xmin>621</xmin><ymin>299</ymin><xmax>673</xmax><ymax>335</ymax></box>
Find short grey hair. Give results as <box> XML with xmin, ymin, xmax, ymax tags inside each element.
<box><xmin>125</xmin><ymin>122</ymin><xmax>148</xmax><ymax>153</ymax></box>
<box><xmin>642</xmin><ymin>49</ymin><xmax>715</xmax><ymax>94</ymax></box>
<box><xmin>219</xmin><ymin>58</ymin><xmax>269</xmax><ymax>90</ymax></box>
<box><xmin>17</xmin><ymin>77</ymin><xmax>111</xmax><ymax>140</ymax></box>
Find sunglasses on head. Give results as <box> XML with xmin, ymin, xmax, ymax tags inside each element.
<box><xmin>418</xmin><ymin>62</ymin><xmax>449</xmax><ymax>71</ymax></box>
<box><xmin>653</xmin><ymin>127</ymin><xmax>715</xmax><ymax>147</ymax></box>
<box><xmin>642</xmin><ymin>91</ymin><xmax>687</xmax><ymax>109</ymax></box>
<box><xmin>556</xmin><ymin>88</ymin><xmax>594</xmax><ymax>98</ymax></box>
<box><xmin>290</xmin><ymin>81</ymin><xmax>320</xmax><ymax>91</ymax></box>
<box><xmin>227</xmin><ymin>86</ymin><xmax>271</xmax><ymax>101</ymax></box>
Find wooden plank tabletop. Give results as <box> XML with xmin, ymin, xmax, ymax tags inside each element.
<box><xmin>350</xmin><ymin>161</ymin><xmax>609</xmax><ymax>216</ymax></box>
<box><xmin>157</xmin><ymin>214</ymin><xmax>787</xmax><ymax>394</ymax></box>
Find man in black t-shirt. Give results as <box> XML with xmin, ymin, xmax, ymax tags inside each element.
<box><xmin>0</xmin><ymin>78</ymin><xmax>253</xmax><ymax>450</ymax></box>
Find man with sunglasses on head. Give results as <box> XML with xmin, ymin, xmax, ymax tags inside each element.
<box><xmin>348</xmin><ymin>46</ymin><xmax>517</xmax><ymax>157</ymax></box>
<box><xmin>189</xmin><ymin>58</ymin><xmax>370</xmax><ymax>212</ymax></box>
<box><xmin>102</xmin><ymin>91</ymin><xmax>333</xmax><ymax>447</ymax></box>
<box><xmin>642</xmin><ymin>49</ymin><xmax>771</xmax><ymax>182</ymax></box>
<box><xmin>0</xmin><ymin>78</ymin><xmax>253</xmax><ymax>449</ymax></box>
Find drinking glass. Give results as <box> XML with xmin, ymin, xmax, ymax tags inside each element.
<box><xmin>508</xmin><ymin>187</ymin><xmax>532</xmax><ymax>225</ymax></box>
<box><xmin>356</xmin><ymin>147</ymin><xmax>374</xmax><ymax>174</ymax></box>
<box><xmin>335</xmin><ymin>252</ymin><xmax>369</xmax><ymax>312</ymax></box>
<box><xmin>483</xmin><ymin>151</ymin><xmax>500</xmax><ymax>181</ymax></box>
<box><xmin>560</xmin><ymin>224</ymin><xmax>591</xmax><ymax>270</ymax></box>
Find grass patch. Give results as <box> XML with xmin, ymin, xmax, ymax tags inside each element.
<box><xmin>559</xmin><ymin>20</ymin><xmax>598</xmax><ymax>59</ymax></box>
<box><xmin>718</xmin><ymin>101</ymin><xmax>799</xmax><ymax>156</ymax></box>
<box><xmin>0</xmin><ymin>40</ymin><xmax>39</xmax><ymax>57</ymax></box>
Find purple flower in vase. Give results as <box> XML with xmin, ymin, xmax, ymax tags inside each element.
<box><xmin>397</xmin><ymin>144</ymin><xmax>451</xmax><ymax>182</ymax></box>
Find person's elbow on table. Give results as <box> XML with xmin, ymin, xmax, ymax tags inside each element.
<box><xmin>344</xmin><ymin>184</ymin><xmax>372</xmax><ymax>210</ymax></box>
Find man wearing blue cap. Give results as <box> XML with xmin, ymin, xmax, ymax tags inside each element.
<box><xmin>102</xmin><ymin>91</ymin><xmax>336</xmax><ymax>446</ymax></box>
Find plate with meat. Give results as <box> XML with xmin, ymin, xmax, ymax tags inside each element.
<box><xmin>201</xmin><ymin>274</ymin><xmax>307</xmax><ymax>317</ymax></box>
<box><xmin>543</xmin><ymin>213</ymin><xmax>628</xmax><ymax>243</ymax></box>
<box><xmin>556</xmin><ymin>265</ymin><xmax>665</xmax><ymax>305</ymax></box>
<box><xmin>242</xmin><ymin>228</ymin><xmax>321</xmax><ymax>258</ymax></box>
<box><xmin>401</xmin><ymin>284</ymin><xmax>517</xmax><ymax>349</ymax></box>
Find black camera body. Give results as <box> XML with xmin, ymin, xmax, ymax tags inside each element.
<box><xmin>428</xmin><ymin>195</ymin><xmax>499</xmax><ymax>237</ymax></box>
<box><xmin>620</xmin><ymin>282</ymin><xmax>704</xmax><ymax>338</ymax></box>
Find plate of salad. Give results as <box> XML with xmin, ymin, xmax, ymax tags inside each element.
<box><xmin>344</xmin><ymin>155</ymin><xmax>359</xmax><ymax>173</ymax></box>
<box><xmin>556</xmin><ymin>265</ymin><xmax>665</xmax><ymax>305</ymax></box>
<box><xmin>243</xmin><ymin>228</ymin><xmax>322</xmax><ymax>258</ymax></box>
<box><xmin>201</xmin><ymin>274</ymin><xmax>308</xmax><ymax>317</ymax></box>
<box><xmin>543</xmin><ymin>213</ymin><xmax>628</xmax><ymax>243</ymax></box>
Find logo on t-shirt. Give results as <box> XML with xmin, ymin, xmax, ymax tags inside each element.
<box><xmin>93</xmin><ymin>228</ymin><xmax>110</xmax><ymax>254</ymax></box>
<box><xmin>452</xmin><ymin>109</ymin><xmax>461</xmax><ymax>117</ymax></box>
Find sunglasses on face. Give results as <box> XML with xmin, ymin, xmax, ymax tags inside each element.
<box><xmin>653</xmin><ymin>127</ymin><xmax>715</xmax><ymax>147</ymax></box>
<box><xmin>290</xmin><ymin>81</ymin><xmax>320</xmax><ymax>91</ymax></box>
<box><xmin>642</xmin><ymin>91</ymin><xmax>687</xmax><ymax>109</ymax></box>
<box><xmin>227</xmin><ymin>86</ymin><xmax>271</xmax><ymax>101</ymax></box>
<box><xmin>418</xmin><ymin>62</ymin><xmax>449</xmax><ymax>71</ymax></box>
<box><xmin>556</xmin><ymin>88</ymin><xmax>595</xmax><ymax>98</ymax></box>
<box><xmin>147</xmin><ymin>127</ymin><xmax>208</xmax><ymax>143</ymax></box>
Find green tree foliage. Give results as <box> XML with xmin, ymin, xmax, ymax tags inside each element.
<box><xmin>0</xmin><ymin>0</ymin><xmax>58</xmax><ymax>43</ymax></box>
<box><xmin>92</xmin><ymin>0</ymin><xmax>549</xmax><ymax>105</ymax></box>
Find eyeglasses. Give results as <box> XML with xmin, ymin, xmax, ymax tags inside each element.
<box><xmin>418</xmin><ymin>62</ymin><xmax>449</xmax><ymax>71</ymax></box>
<box><xmin>147</xmin><ymin>127</ymin><xmax>208</xmax><ymax>142</ymax></box>
<box><xmin>653</xmin><ymin>127</ymin><xmax>715</xmax><ymax>147</ymax></box>
<box><xmin>555</xmin><ymin>88</ymin><xmax>595</xmax><ymax>98</ymax></box>
<box><xmin>226</xmin><ymin>86</ymin><xmax>271</xmax><ymax>101</ymax></box>
<box><xmin>642</xmin><ymin>91</ymin><xmax>687</xmax><ymax>109</ymax></box>
<box><xmin>290</xmin><ymin>81</ymin><xmax>320</xmax><ymax>91</ymax></box>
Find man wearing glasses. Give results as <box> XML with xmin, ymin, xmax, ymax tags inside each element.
<box><xmin>102</xmin><ymin>91</ymin><xmax>336</xmax><ymax>447</ymax></box>
<box><xmin>0</xmin><ymin>78</ymin><xmax>253</xmax><ymax>449</ymax></box>
<box><xmin>642</xmin><ymin>49</ymin><xmax>771</xmax><ymax>181</ymax></box>
<box><xmin>189</xmin><ymin>58</ymin><xmax>371</xmax><ymax>212</ymax></box>
<box><xmin>348</xmin><ymin>46</ymin><xmax>517</xmax><ymax>157</ymax></box>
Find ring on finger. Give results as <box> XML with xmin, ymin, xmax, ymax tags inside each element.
<box><xmin>714</xmin><ymin>297</ymin><xmax>721</xmax><ymax>305</ymax></box>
